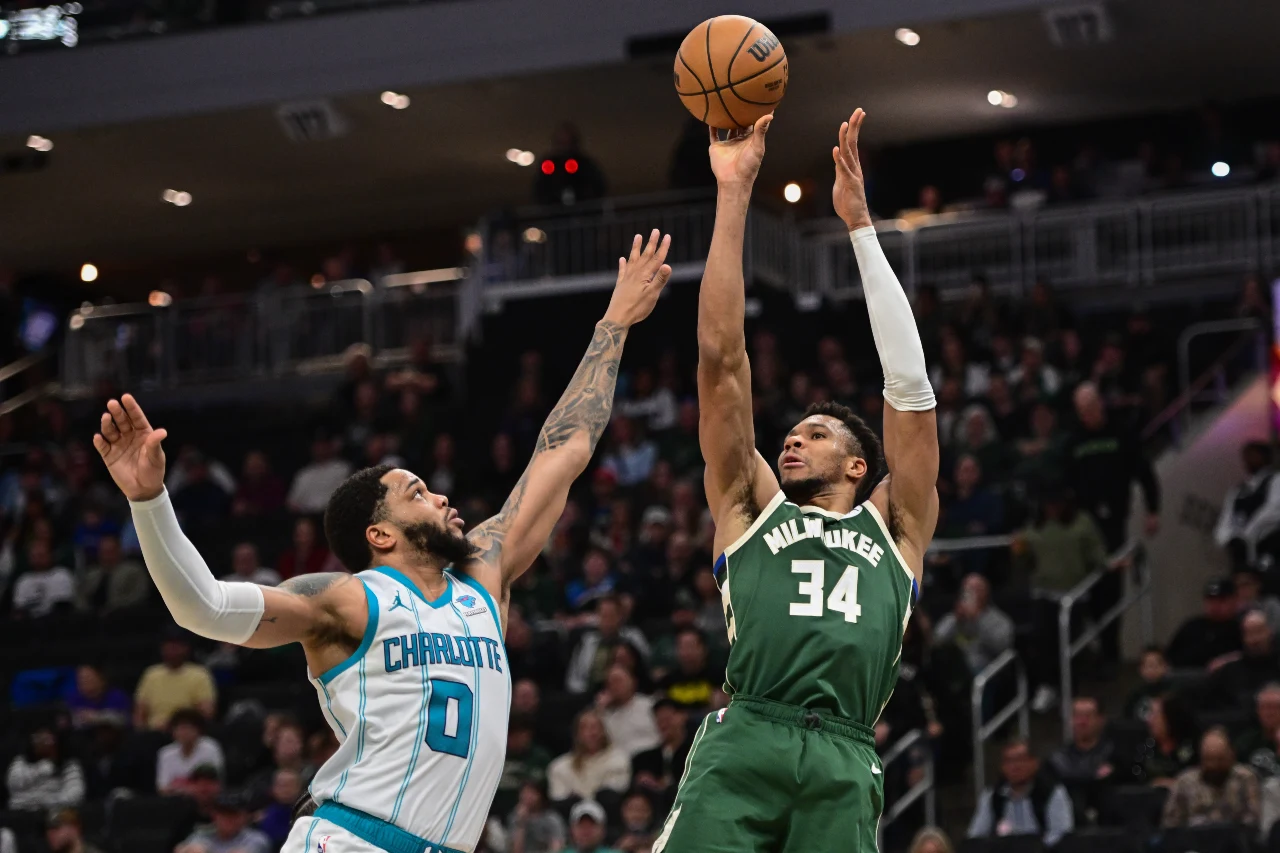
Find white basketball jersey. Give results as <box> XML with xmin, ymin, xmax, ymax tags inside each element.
<box><xmin>307</xmin><ymin>566</ymin><xmax>510</xmax><ymax>853</ymax></box>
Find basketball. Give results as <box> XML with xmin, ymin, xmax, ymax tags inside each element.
<box><xmin>674</xmin><ymin>15</ymin><xmax>788</xmax><ymax>130</ymax></box>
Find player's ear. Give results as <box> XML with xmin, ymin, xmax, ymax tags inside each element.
<box><xmin>846</xmin><ymin>455</ymin><xmax>868</xmax><ymax>482</ymax></box>
<box><xmin>366</xmin><ymin>522</ymin><xmax>395</xmax><ymax>553</ymax></box>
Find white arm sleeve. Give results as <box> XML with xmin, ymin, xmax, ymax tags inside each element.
<box><xmin>851</xmin><ymin>226</ymin><xmax>937</xmax><ymax>412</ymax></box>
<box><xmin>130</xmin><ymin>490</ymin><xmax>265</xmax><ymax>644</ymax></box>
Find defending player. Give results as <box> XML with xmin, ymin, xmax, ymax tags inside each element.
<box><xmin>653</xmin><ymin>111</ymin><xmax>938</xmax><ymax>853</ymax></box>
<box><xmin>94</xmin><ymin>231</ymin><xmax>674</xmax><ymax>853</ymax></box>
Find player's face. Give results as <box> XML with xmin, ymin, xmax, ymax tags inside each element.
<box><xmin>378</xmin><ymin>469</ymin><xmax>474</xmax><ymax>564</ymax></box>
<box><xmin>777</xmin><ymin>416</ymin><xmax>864</xmax><ymax>501</ymax></box>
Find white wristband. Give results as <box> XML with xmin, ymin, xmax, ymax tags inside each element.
<box><xmin>850</xmin><ymin>227</ymin><xmax>936</xmax><ymax>412</ymax></box>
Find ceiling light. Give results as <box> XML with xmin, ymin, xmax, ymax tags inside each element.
<box><xmin>522</xmin><ymin>227</ymin><xmax>546</xmax><ymax>244</ymax></box>
<box><xmin>80</xmin><ymin>264</ymin><xmax>98</xmax><ymax>283</ymax></box>
<box><xmin>380</xmin><ymin>91</ymin><xmax>398</xmax><ymax>105</ymax></box>
<box><xmin>987</xmin><ymin>90</ymin><xmax>1004</xmax><ymax>106</ymax></box>
<box><xmin>505</xmin><ymin>148</ymin><xmax>523</xmax><ymax>162</ymax></box>
<box><xmin>163</xmin><ymin>189</ymin><xmax>192</xmax><ymax>206</ymax></box>
<box><xmin>894</xmin><ymin>28</ymin><xmax>920</xmax><ymax>46</ymax></box>
<box><xmin>26</xmin><ymin>135</ymin><xmax>53</xmax><ymax>152</ymax></box>
<box><xmin>310</xmin><ymin>274</ymin><xmax>325</xmax><ymax>288</ymax></box>
<box><xmin>516</xmin><ymin>150</ymin><xmax>535</xmax><ymax>167</ymax></box>
<box><xmin>1212</xmin><ymin>161</ymin><xmax>1230</xmax><ymax>178</ymax></box>
<box><xmin>988</xmin><ymin>89</ymin><xmax>1018</xmax><ymax>108</ymax></box>
<box><xmin>784</xmin><ymin>182</ymin><xmax>802</xmax><ymax>203</ymax></box>
<box><xmin>148</xmin><ymin>290</ymin><xmax>173</xmax><ymax>307</ymax></box>
<box><xmin>392</xmin><ymin>94</ymin><xmax>410</xmax><ymax>110</ymax></box>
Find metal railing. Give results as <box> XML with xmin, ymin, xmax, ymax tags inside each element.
<box><xmin>1057</xmin><ymin>540</ymin><xmax>1152</xmax><ymax>741</ymax></box>
<box><xmin>61</xmin><ymin>276</ymin><xmax>462</xmax><ymax>394</ymax></box>
<box><xmin>877</xmin><ymin>728</ymin><xmax>936</xmax><ymax>848</ymax></box>
<box><xmin>473</xmin><ymin>182</ymin><xmax>1280</xmax><ymax>303</ymax></box>
<box><xmin>971</xmin><ymin>648</ymin><xmax>1030</xmax><ymax>794</ymax></box>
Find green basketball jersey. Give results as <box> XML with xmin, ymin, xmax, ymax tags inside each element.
<box><xmin>713</xmin><ymin>490</ymin><xmax>917</xmax><ymax>727</ymax></box>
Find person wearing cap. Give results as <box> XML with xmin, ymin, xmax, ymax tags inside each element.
<box><xmin>632</xmin><ymin>698</ymin><xmax>693</xmax><ymax>801</ymax></box>
<box><xmin>46</xmin><ymin>807</ymin><xmax>105</xmax><ymax>853</ymax></box>
<box><xmin>176</xmin><ymin>791</ymin><xmax>271</xmax><ymax>853</ymax></box>
<box><xmin>133</xmin><ymin>628</ymin><xmax>217</xmax><ymax>730</ymax></box>
<box><xmin>565</xmin><ymin>800</ymin><xmax>621</xmax><ymax>853</ymax></box>
<box><xmin>1167</xmin><ymin>578</ymin><xmax>1245</xmax><ymax>669</ymax></box>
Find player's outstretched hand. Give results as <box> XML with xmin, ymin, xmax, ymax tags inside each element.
<box><xmin>93</xmin><ymin>393</ymin><xmax>168</xmax><ymax>502</ymax></box>
<box><xmin>603</xmin><ymin>229</ymin><xmax>672</xmax><ymax>328</ymax></box>
<box><xmin>708</xmin><ymin>113</ymin><xmax>773</xmax><ymax>190</ymax></box>
<box><xmin>833</xmin><ymin>108</ymin><xmax>873</xmax><ymax>232</ymax></box>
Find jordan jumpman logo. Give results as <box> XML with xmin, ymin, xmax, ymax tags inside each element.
<box><xmin>388</xmin><ymin>591</ymin><xmax>410</xmax><ymax>612</ymax></box>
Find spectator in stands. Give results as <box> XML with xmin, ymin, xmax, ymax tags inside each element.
<box><xmin>230</xmin><ymin>450</ymin><xmax>284</xmax><ymax>518</ymax></box>
<box><xmin>1206</xmin><ymin>609</ymin><xmax>1280</xmax><ymax>710</ymax></box>
<box><xmin>72</xmin><ymin>506</ymin><xmax>119</xmax><ymax>563</ymax></box>
<box><xmin>246</xmin><ymin>720</ymin><xmax>311</xmax><ymax>801</ymax></box>
<box><xmin>5</xmin><ymin>726</ymin><xmax>84</xmax><ymax>810</ymax></box>
<box><xmin>134</xmin><ymin>629</ymin><xmax>217</xmax><ymax>730</ymax></box>
<box><xmin>157</xmin><ymin>709</ymin><xmax>226</xmax><ymax>794</ymax></box>
<box><xmin>254</xmin><ymin>769</ymin><xmax>300</xmax><ymax>849</ymax></box>
<box><xmin>63</xmin><ymin>664</ymin><xmax>131</xmax><ymax>730</ymax></box>
<box><xmin>595</xmin><ymin>665</ymin><xmax>660</xmax><ymax>758</ymax></box>
<box><xmin>1132</xmin><ymin>695</ymin><xmax>1198</xmax><ymax>785</ymax></box>
<box><xmin>1013</xmin><ymin>402</ymin><xmax>1068</xmax><ymax>490</ymax></box>
<box><xmin>1008</xmin><ymin>337</ymin><xmax>1061</xmax><ymax>403</ymax></box>
<box><xmin>166</xmin><ymin>444</ymin><xmax>237</xmax><ymax>496</ymax></box>
<box><xmin>532</xmin><ymin>122</ymin><xmax>607</xmax><ymax>207</ymax></box>
<box><xmin>908</xmin><ymin>827</ymin><xmax>954</xmax><ymax>853</ymax></box>
<box><xmin>221</xmin><ymin>542</ymin><xmax>280</xmax><ymax>587</ymax></box>
<box><xmin>546</xmin><ymin>710</ymin><xmax>631</xmax><ymax>802</ymax></box>
<box><xmin>967</xmin><ymin>737</ymin><xmax>1074</xmax><ymax>846</ymax></box>
<box><xmin>497</xmin><ymin>715</ymin><xmax>554</xmax><ymax>818</ymax></box>
<box><xmin>658</xmin><ymin>627</ymin><xmax>717</xmax><ymax>711</ymax></box>
<box><xmin>1233</xmin><ymin>568</ymin><xmax>1280</xmax><ymax>632</ymax></box>
<box><xmin>1049</xmin><ymin>696</ymin><xmax>1115</xmax><ymax>813</ymax></box>
<box><xmin>1234</xmin><ymin>684</ymin><xmax>1280</xmax><ymax>778</ymax></box>
<box><xmin>276</xmin><ymin>517</ymin><xmax>338</xmax><ymax>580</ymax></box>
<box><xmin>566</xmin><ymin>548</ymin><xmax>617</xmax><ymax>612</ymax></box>
<box><xmin>12</xmin><ymin>537</ymin><xmax>74</xmax><ymax>619</ymax></box>
<box><xmin>1216</xmin><ymin>441</ymin><xmax>1280</xmax><ymax>572</ymax></box>
<box><xmin>936</xmin><ymin>455</ymin><xmax>1004</xmax><ymax>580</ymax></box>
<box><xmin>1166</xmin><ymin>578</ymin><xmax>1243</xmax><ymax>669</ymax></box>
<box><xmin>46</xmin><ymin>806</ymin><xmax>104</xmax><ymax>853</ymax></box>
<box><xmin>507</xmin><ymin>779</ymin><xmax>566</xmax><ymax>853</ymax></box>
<box><xmin>175</xmin><ymin>791</ymin><xmax>271</xmax><ymax>853</ymax></box>
<box><xmin>286</xmin><ymin>432</ymin><xmax>352</xmax><ymax>515</ymax></box>
<box><xmin>600</xmin><ymin>417</ymin><xmax>658</xmax><ymax>489</ymax></box>
<box><xmin>929</xmin><ymin>335</ymin><xmax>990</xmax><ymax>400</ymax></box>
<box><xmin>658</xmin><ymin>400</ymin><xmax>702</xmax><ymax>479</ymax></box>
<box><xmin>170</xmin><ymin>452</ymin><xmax>232</xmax><ymax>529</ymax></box>
<box><xmin>632</xmin><ymin>698</ymin><xmax>692</xmax><ymax>801</ymax></box>
<box><xmin>619</xmin><ymin>368</ymin><xmax>677</xmax><ymax>434</ymax></box>
<box><xmin>564</xmin><ymin>800</ymin><xmax>619</xmax><ymax>853</ymax></box>
<box><xmin>615</xmin><ymin>790</ymin><xmax>658</xmax><ymax>853</ymax></box>
<box><xmin>566</xmin><ymin>596</ymin><xmax>650</xmax><ymax>694</ymax></box>
<box><xmin>934</xmin><ymin>573</ymin><xmax>1015</xmax><ymax>675</ymax></box>
<box><xmin>76</xmin><ymin>533</ymin><xmax>149</xmax><ymax>614</ymax></box>
<box><xmin>1014</xmin><ymin>484</ymin><xmax>1107</xmax><ymax>594</ymax></box>
<box><xmin>427</xmin><ymin>432</ymin><xmax>460</xmax><ymax>496</ymax></box>
<box><xmin>1124</xmin><ymin>645</ymin><xmax>1171</xmax><ymax>722</ymax></box>
<box><xmin>1067</xmin><ymin>382</ymin><xmax>1161</xmax><ymax>665</ymax></box>
<box><xmin>1162</xmin><ymin>727</ymin><xmax>1259</xmax><ymax>829</ymax></box>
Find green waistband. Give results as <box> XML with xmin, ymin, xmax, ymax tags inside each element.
<box><xmin>729</xmin><ymin>694</ymin><xmax>877</xmax><ymax>747</ymax></box>
<box><xmin>314</xmin><ymin>802</ymin><xmax>465</xmax><ymax>853</ymax></box>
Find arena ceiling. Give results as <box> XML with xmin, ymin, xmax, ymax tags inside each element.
<box><xmin>1</xmin><ymin>0</ymin><xmax>1278</xmax><ymax>270</ymax></box>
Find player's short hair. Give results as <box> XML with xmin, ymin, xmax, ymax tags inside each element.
<box><xmin>801</xmin><ymin>401</ymin><xmax>884</xmax><ymax>499</ymax></box>
<box><xmin>325</xmin><ymin>465</ymin><xmax>396</xmax><ymax>573</ymax></box>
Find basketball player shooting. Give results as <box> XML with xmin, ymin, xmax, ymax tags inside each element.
<box><xmin>94</xmin><ymin>231</ymin><xmax>673</xmax><ymax>853</ymax></box>
<box><xmin>652</xmin><ymin>111</ymin><xmax>938</xmax><ymax>853</ymax></box>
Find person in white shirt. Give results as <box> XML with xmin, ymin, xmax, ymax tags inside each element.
<box><xmin>156</xmin><ymin>708</ymin><xmax>226</xmax><ymax>794</ymax></box>
<box><xmin>546</xmin><ymin>709</ymin><xmax>631</xmax><ymax>802</ymax></box>
<box><xmin>6</xmin><ymin>727</ymin><xmax>84</xmax><ymax>810</ymax></box>
<box><xmin>617</xmin><ymin>368</ymin><xmax>677</xmax><ymax>433</ymax></box>
<box><xmin>285</xmin><ymin>433</ymin><xmax>353</xmax><ymax>515</ymax></box>
<box><xmin>221</xmin><ymin>542</ymin><xmax>281</xmax><ymax>587</ymax></box>
<box><xmin>596</xmin><ymin>665</ymin><xmax>660</xmax><ymax>758</ymax></box>
<box><xmin>12</xmin><ymin>539</ymin><xmax>74</xmax><ymax>618</ymax></box>
<box><xmin>1217</xmin><ymin>441</ymin><xmax>1280</xmax><ymax>571</ymax></box>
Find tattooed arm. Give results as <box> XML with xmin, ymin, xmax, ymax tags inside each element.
<box><xmin>244</xmin><ymin>572</ymin><xmax>366</xmax><ymax>652</ymax></box>
<box><xmin>466</xmin><ymin>231</ymin><xmax>673</xmax><ymax>604</ymax></box>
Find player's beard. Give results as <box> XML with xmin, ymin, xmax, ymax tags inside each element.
<box><xmin>401</xmin><ymin>519</ymin><xmax>478</xmax><ymax>566</ymax></box>
<box><xmin>780</xmin><ymin>475</ymin><xmax>828</xmax><ymax>506</ymax></box>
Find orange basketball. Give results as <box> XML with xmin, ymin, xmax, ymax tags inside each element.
<box><xmin>673</xmin><ymin>15</ymin><xmax>788</xmax><ymax>130</ymax></box>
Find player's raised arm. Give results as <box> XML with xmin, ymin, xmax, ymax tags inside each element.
<box><xmin>465</xmin><ymin>230</ymin><xmax>673</xmax><ymax>597</ymax></box>
<box><xmin>698</xmin><ymin>116</ymin><xmax>781</xmax><ymax>536</ymax></box>
<box><xmin>833</xmin><ymin>109</ymin><xmax>939</xmax><ymax>576</ymax></box>
<box><xmin>95</xmin><ymin>396</ymin><xmax>364</xmax><ymax>651</ymax></box>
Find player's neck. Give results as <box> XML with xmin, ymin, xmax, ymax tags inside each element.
<box><xmin>387</xmin><ymin>557</ymin><xmax>451</xmax><ymax>597</ymax></box>
<box><xmin>795</xmin><ymin>486</ymin><xmax>856</xmax><ymax>515</ymax></box>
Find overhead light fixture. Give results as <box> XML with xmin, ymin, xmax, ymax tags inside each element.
<box><xmin>26</xmin><ymin>135</ymin><xmax>53</xmax><ymax>152</ymax></box>
<box><xmin>1212</xmin><ymin>161</ymin><xmax>1230</xmax><ymax>178</ymax></box>
<box><xmin>505</xmin><ymin>148</ymin><xmax>522</xmax><ymax>162</ymax></box>
<box><xmin>310</xmin><ymin>274</ymin><xmax>325</xmax><ymax>288</ymax></box>
<box><xmin>522</xmin><ymin>227</ymin><xmax>547</xmax><ymax>244</ymax></box>
<box><xmin>988</xmin><ymin>89</ymin><xmax>1018</xmax><ymax>108</ymax></box>
<box><xmin>381</xmin><ymin>91</ymin><xmax>410</xmax><ymax>109</ymax></box>
<box><xmin>162</xmin><ymin>189</ymin><xmax>192</xmax><ymax>206</ymax></box>
<box><xmin>784</xmin><ymin>182</ymin><xmax>802</xmax><ymax>203</ymax></box>
<box><xmin>148</xmin><ymin>290</ymin><xmax>173</xmax><ymax>307</ymax></box>
<box><xmin>80</xmin><ymin>263</ymin><xmax>98</xmax><ymax>283</ymax></box>
<box><xmin>894</xmin><ymin>28</ymin><xmax>920</xmax><ymax>46</ymax></box>
<box><xmin>506</xmin><ymin>149</ymin><xmax>536</xmax><ymax>167</ymax></box>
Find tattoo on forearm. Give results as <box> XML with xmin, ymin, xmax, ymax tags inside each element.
<box><xmin>469</xmin><ymin>321</ymin><xmax>627</xmax><ymax>567</ymax></box>
<box><xmin>279</xmin><ymin>573</ymin><xmax>343</xmax><ymax>598</ymax></box>
<box><xmin>254</xmin><ymin>615</ymin><xmax>279</xmax><ymax>633</ymax></box>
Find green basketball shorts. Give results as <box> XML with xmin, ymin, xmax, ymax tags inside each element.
<box><xmin>653</xmin><ymin>695</ymin><xmax>884</xmax><ymax>853</ymax></box>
